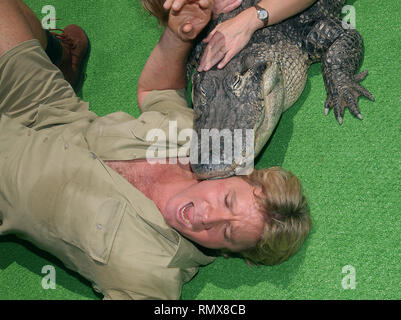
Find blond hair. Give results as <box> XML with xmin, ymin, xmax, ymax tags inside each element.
<box><xmin>237</xmin><ymin>166</ymin><xmax>312</xmax><ymax>266</ymax></box>
<box><xmin>140</xmin><ymin>0</ymin><xmax>169</xmax><ymax>26</ymax></box>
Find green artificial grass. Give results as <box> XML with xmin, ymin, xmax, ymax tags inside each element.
<box><xmin>0</xmin><ymin>0</ymin><xmax>400</xmax><ymax>300</ymax></box>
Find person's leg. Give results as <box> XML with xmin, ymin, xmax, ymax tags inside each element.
<box><xmin>0</xmin><ymin>0</ymin><xmax>35</xmax><ymax>56</ymax></box>
<box><xmin>0</xmin><ymin>0</ymin><xmax>91</xmax><ymax>126</ymax></box>
<box><xmin>0</xmin><ymin>0</ymin><xmax>90</xmax><ymax>92</ymax></box>
<box><xmin>16</xmin><ymin>0</ymin><xmax>62</xmax><ymax>67</ymax></box>
<box><xmin>16</xmin><ymin>0</ymin><xmax>48</xmax><ymax>49</ymax></box>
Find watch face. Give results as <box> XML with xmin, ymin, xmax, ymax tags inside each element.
<box><xmin>258</xmin><ymin>10</ymin><xmax>268</xmax><ymax>20</ymax></box>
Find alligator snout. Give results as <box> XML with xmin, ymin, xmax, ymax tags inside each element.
<box><xmin>190</xmin><ymin>57</ymin><xmax>269</xmax><ymax>179</ymax></box>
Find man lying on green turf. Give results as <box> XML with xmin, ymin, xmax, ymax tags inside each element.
<box><xmin>0</xmin><ymin>0</ymin><xmax>310</xmax><ymax>299</ymax></box>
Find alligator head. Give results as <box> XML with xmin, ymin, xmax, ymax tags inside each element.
<box><xmin>190</xmin><ymin>43</ymin><xmax>285</xmax><ymax>179</ymax></box>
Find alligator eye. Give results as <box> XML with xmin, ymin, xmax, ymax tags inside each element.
<box><xmin>197</xmin><ymin>86</ymin><xmax>209</xmax><ymax>105</ymax></box>
<box><xmin>232</xmin><ymin>74</ymin><xmax>242</xmax><ymax>90</ymax></box>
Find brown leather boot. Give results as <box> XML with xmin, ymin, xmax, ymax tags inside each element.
<box><xmin>50</xmin><ymin>25</ymin><xmax>91</xmax><ymax>93</ymax></box>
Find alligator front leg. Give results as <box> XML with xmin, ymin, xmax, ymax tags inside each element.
<box><xmin>305</xmin><ymin>19</ymin><xmax>374</xmax><ymax>124</ymax></box>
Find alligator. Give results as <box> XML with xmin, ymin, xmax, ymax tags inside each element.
<box><xmin>188</xmin><ymin>0</ymin><xmax>374</xmax><ymax>179</ymax></box>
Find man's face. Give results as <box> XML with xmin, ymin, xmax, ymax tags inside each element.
<box><xmin>163</xmin><ymin>177</ymin><xmax>265</xmax><ymax>251</ymax></box>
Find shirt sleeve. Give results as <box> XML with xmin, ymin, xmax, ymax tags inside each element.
<box><xmin>85</xmin><ymin>89</ymin><xmax>195</xmax><ymax>160</ymax></box>
<box><xmin>141</xmin><ymin>89</ymin><xmax>194</xmax><ymax>121</ymax></box>
<box><xmin>137</xmin><ymin>89</ymin><xmax>195</xmax><ymax>156</ymax></box>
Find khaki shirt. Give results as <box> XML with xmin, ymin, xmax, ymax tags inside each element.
<box><xmin>0</xmin><ymin>40</ymin><xmax>214</xmax><ymax>300</ymax></box>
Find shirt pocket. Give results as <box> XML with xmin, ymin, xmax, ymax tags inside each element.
<box><xmin>51</xmin><ymin>179</ymin><xmax>126</xmax><ymax>264</ymax></box>
<box><xmin>43</xmin><ymin>141</ymin><xmax>127</xmax><ymax>265</ymax></box>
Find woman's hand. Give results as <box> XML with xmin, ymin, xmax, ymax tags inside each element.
<box><xmin>167</xmin><ymin>0</ymin><xmax>214</xmax><ymax>42</ymax></box>
<box><xmin>198</xmin><ymin>8</ymin><xmax>260</xmax><ymax>71</ymax></box>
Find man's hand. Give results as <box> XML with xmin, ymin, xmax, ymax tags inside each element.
<box><xmin>164</xmin><ymin>0</ymin><xmax>212</xmax><ymax>12</ymax></box>
<box><xmin>212</xmin><ymin>0</ymin><xmax>242</xmax><ymax>19</ymax></box>
<box><xmin>138</xmin><ymin>0</ymin><xmax>213</xmax><ymax>107</ymax></box>
<box><xmin>167</xmin><ymin>0</ymin><xmax>214</xmax><ymax>42</ymax></box>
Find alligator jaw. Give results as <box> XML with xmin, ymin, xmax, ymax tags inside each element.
<box><xmin>190</xmin><ymin>145</ymin><xmax>257</xmax><ymax>180</ymax></box>
<box><xmin>190</xmin><ymin>164</ymin><xmax>237</xmax><ymax>180</ymax></box>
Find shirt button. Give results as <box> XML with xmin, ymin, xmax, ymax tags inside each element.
<box><xmin>96</xmin><ymin>223</ymin><xmax>103</xmax><ymax>230</ymax></box>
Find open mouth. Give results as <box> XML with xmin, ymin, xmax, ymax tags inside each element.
<box><xmin>178</xmin><ymin>202</ymin><xmax>194</xmax><ymax>226</ymax></box>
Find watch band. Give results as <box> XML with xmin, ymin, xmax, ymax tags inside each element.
<box><xmin>254</xmin><ymin>4</ymin><xmax>269</xmax><ymax>27</ymax></box>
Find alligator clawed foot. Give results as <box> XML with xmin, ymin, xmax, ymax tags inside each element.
<box><xmin>324</xmin><ymin>70</ymin><xmax>375</xmax><ymax>125</ymax></box>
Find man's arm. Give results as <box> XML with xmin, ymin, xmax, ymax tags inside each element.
<box><xmin>137</xmin><ymin>29</ymin><xmax>192</xmax><ymax>109</ymax></box>
<box><xmin>137</xmin><ymin>1</ymin><xmax>213</xmax><ymax>110</ymax></box>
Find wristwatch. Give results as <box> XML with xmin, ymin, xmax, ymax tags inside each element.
<box><xmin>254</xmin><ymin>4</ymin><xmax>269</xmax><ymax>27</ymax></box>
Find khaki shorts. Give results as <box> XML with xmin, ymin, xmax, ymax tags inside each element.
<box><xmin>0</xmin><ymin>39</ymin><xmax>91</xmax><ymax>128</ymax></box>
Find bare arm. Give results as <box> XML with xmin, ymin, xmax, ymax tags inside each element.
<box><xmin>137</xmin><ymin>0</ymin><xmax>213</xmax><ymax>109</ymax></box>
<box><xmin>137</xmin><ymin>29</ymin><xmax>192</xmax><ymax>109</ymax></box>
<box><xmin>255</xmin><ymin>0</ymin><xmax>317</xmax><ymax>26</ymax></box>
